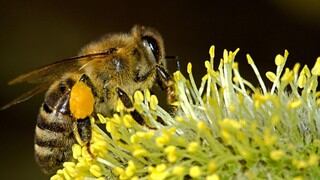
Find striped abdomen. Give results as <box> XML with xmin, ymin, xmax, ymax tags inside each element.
<box><xmin>34</xmin><ymin>78</ymin><xmax>76</xmax><ymax>175</ymax></box>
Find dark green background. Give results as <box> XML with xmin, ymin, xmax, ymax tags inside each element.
<box><xmin>1</xmin><ymin>0</ymin><xmax>319</xmax><ymax>179</ymax></box>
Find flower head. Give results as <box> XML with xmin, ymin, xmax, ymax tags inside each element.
<box><xmin>51</xmin><ymin>46</ymin><xmax>320</xmax><ymax>179</ymax></box>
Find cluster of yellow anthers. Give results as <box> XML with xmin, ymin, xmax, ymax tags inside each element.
<box><xmin>51</xmin><ymin>46</ymin><xmax>320</xmax><ymax>180</ymax></box>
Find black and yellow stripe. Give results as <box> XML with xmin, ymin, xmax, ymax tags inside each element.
<box><xmin>34</xmin><ymin>78</ymin><xmax>76</xmax><ymax>175</ymax></box>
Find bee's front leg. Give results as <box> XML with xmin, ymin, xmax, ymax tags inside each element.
<box><xmin>155</xmin><ymin>65</ymin><xmax>176</xmax><ymax>105</ymax></box>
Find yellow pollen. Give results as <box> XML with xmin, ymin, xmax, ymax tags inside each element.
<box><xmin>246</xmin><ymin>54</ymin><xmax>254</xmax><ymax>65</ymax></box>
<box><xmin>288</xmin><ymin>99</ymin><xmax>302</xmax><ymax>109</ymax></box>
<box><xmin>172</xmin><ymin>166</ymin><xmax>185</xmax><ymax>176</ymax></box>
<box><xmin>293</xmin><ymin>176</ymin><xmax>303</xmax><ymax>180</ymax></box>
<box><xmin>187</xmin><ymin>62</ymin><xmax>192</xmax><ymax>74</ymax></box>
<box><xmin>164</xmin><ymin>145</ymin><xmax>177</xmax><ymax>162</ymax></box>
<box><xmin>311</xmin><ymin>57</ymin><xmax>320</xmax><ymax>76</ymax></box>
<box><xmin>113</xmin><ymin>167</ymin><xmax>124</xmax><ymax>176</ymax></box>
<box><xmin>50</xmin><ymin>174</ymin><xmax>64</xmax><ymax>180</ymax></box>
<box><xmin>308</xmin><ymin>154</ymin><xmax>319</xmax><ymax>166</ymax></box>
<box><xmin>270</xmin><ymin>150</ymin><xmax>285</xmax><ymax>161</ymax></box>
<box><xmin>205</xmin><ymin>61</ymin><xmax>211</xmax><ymax>69</ymax></box>
<box><xmin>275</xmin><ymin>54</ymin><xmax>285</xmax><ymax>66</ymax></box>
<box><xmin>293</xmin><ymin>63</ymin><xmax>301</xmax><ymax>74</ymax></box>
<box><xmin>302</xmin><ymin>65</ymin><xmax>311</xmax><ymax>77</ymax></box>
<box><xmin>90</xmin><ymin>164</ymin><xmax>102</xmax><ymax>177</ymax></box>
<box><xmin>70</xmin><ymin>81</ymin><xmax>95</xmax><ymax>119</ymax></box>
<box><xmin>266</xmin><ymin>71</ymin><xmax>276</xmax><ymax>82</ymax></box>
<box><xmin>72</xmin><ymin>144</ymin><xmax>82</xmax><ymax>159</ymax></box>
<box><xmin>133</xmin><ymin>148</ymin><xmax>148</xmax><ymax>157</ymax></box>
<box><xmin>144</xmin><ymin>89</ymin><xmax>151</xmax><ymax>102</ymax></box>
<box><xmin>206</xmin><ymin>174</ymin><xmax>220</xmax><ymax>180</ymax></box>
<box><xmin>125</xmin><ymin>161</ymin><xmax>136</xmax><ymax>177</ymax></box>
<box><xmin>232</xmin><ymin>62</ymin><xmax>238</xmax><ymax>70</ymax></box>
<box><xmin>156</xmin><ymin>134</ymin><xmax>170</xmax><ymax>148</ymax></box>
<box><xmin>209</xmin><ymin>45</ymin><xmax>215</xmax><ymax>59</ymax></box>
<box><xmin>208</xmin><ymin>160</ymin><xmax>217</xmax><ymax>173</ymax></box>
<box><xmin>281</xmin><ymin>68</ymin><xmax>293</xmax><ymax>83</ymax></box>
<box><xmin>134</xmin><ymin>91</ymin><xmax>144</xmax><ymax>104</ymax></box>
<box><xmin>292</xmin><ymin>159</ymin><xmax>307</xmax><ymax>170</ymax></box>
<box><xmin>115</xmin><ymin>99</ymin><xmax>125</xmax><ymax>112</ymax></box>
<box><xmin>187</xmin><ymin>142</ymin><xmax>199</xmax><ymax>153</ymax></box>
<box><xmin>189</xmin><ymin>166</ymin><xmax>201</xmax><ymax>178</ymax></box>
<box><xmin>123</xmin><ymin>114</ymin><xmax>134</xmax><ymax>128</ymax></box>
<box><xmin>197</xmin><ymin>121</ymin><xmax>208</xmax><ymax>132</ymax></box>
<box><xmin>297</xmin><ymin>73</ymin><xmax>306</xmax><ymax>88</ymax></box>
<box><xmin>156</xmin><ymin>164</ymin><xmax>167</xmax><ymax>172</ymax></box>
<box><xmin>150</xmin><ymin>95</ymin><xmax>158</xmax><ymax>110</ymax></box>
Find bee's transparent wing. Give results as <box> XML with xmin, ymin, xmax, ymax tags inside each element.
<box><xmin>2</xmin><ymin>51</ymin><xmax>113</xmax><ymax>109</ymax></box>
<box><xmin>9</xmin><ymin>51</ymin><xmax>113</xmax><ymax>85</ymax></box>
<box><xmin>1</xmin><ymin>84</ymin><xmax>49</xmax><ymax>110</ymax></box>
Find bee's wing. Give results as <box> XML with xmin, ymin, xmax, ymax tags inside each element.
<box><xmin>9</xmin><ymin>51</ymin><xmax>113</xmax><ymax>85</ymax></box>
<box><xmin>0</xmin><ymin>84</ymin><xmax>49</xmax><ymax>110</ymax></box>
<box><xmin>2</xmin><ymin>51</ymin><xmax>113</xmax><ymax>110</ymax></box>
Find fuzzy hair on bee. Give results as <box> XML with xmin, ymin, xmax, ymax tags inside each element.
<box><xmin>2</xmin><ymin>25</ymin><xmax>176</xmax><ymax>175</ymax></box>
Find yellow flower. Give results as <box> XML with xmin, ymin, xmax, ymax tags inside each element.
<box><xmin>72</xmin><ymin>144</ymin><xmax>82</xmax><ymax>159</ymax></box>
<box><xmin>156</xmin><ymin>133</ymin><xmax>170</xmax><ymax>148</ymax></box>
<box><xmin>288</xmin><ymin>99</ymin><xmax>302</xmax><ymax>109</ymax></box>
<box><xmin>125</xmin><ymin>161</ymin><xmax>136</xmax><ymax>178</ymax></box>
<box><xmin>266</xmin><ymin>71</ymin><xmax>277</xmax><ymax>82</ymax></box>
<box><xmin>187</xmin><ymin>141</ymin><xmax>199</xmax><ymax>153</ymax></box>
<box><xmin>133</xmin><ymin>147</ymin><xmax>148</xmax><ymax>157</ymax></box>
<box><xmin>275</xmin><ymin>54</ymin><xmax>285</xmax><ymax>66</ymax></box>
<box><xmin>308</xmin><ymin>154</ymin><xmax>319</xmax><ymax>166</ymax></box>
<box><xmin>270</xmin><ymin>150</ymin><xmax>285</xmax><ymax>161</ymax></box>
<box><xmin>50</xmin><ymin>45</ymin><xmax>320</xmax><ymax>179</ymax></box>
<box><xmin>189</xmin><ymin>166</ymin><xmax>202</xmax><ymax>178</ymax></box>
<box><xmin>150</xmin><ymin>95</ymin><xmax>158</xmax><ymax>110</ymax></box>
<box><xmin>206</xmin><ymin>174</ymin><xmax>220</xmax><ymax>180</ymax></box>
<box><xmin>172</xmin><ymin>166</ymin><xmax>185</xmax><ymax>176</ymax></box>
<box><xmin>90</xmin><ymin>164</ymin><xmax>102</xmax><ymax>177</ymax></box>
<box><xmin>311</xmin><ymin>57</ymin><xmax>320</xmax><ymax>76</ymax></box>
<box><xmin>207</xmin><ymin>160</ymin><xmax>217</xmax><ymax>173</ymax></box>
<box><xmin>149</xmin><ymin>164</ymin><xmax>168</xmax><ymax>180</ymax></box>
<box><xmin>164</xmin><ymin>145</ymin><xmax>177</xmax><ymax>162</ymax></box>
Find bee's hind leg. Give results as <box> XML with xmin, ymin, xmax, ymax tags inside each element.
<box><xmin>72</xmin><ymin>74</ymin><xmax>96</xmax><ymax>157</ymax></box>
<box><xmin>73</xmin><ymin>73</ymin><xmax>95</xmax><ymax>144</ymax></box>
<box><xmin>75</xmin><ymin>117</ymin><xmax>92</xmax><ymax>144</ymax></box>
<box><xmin>72</xmin><ymin>117</ymin><xmax>94</xmax><ymax>158</ymax></box>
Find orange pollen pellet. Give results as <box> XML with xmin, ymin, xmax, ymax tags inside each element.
<box><xmin>69</xmin><ymin>81</ymin><xmax>95</xmax><ymax>119</ymax></box>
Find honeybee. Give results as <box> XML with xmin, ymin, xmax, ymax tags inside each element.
<box><xmin>2</xmin><ymin>25</ymin><xmax>175</xmax><ymax>175</ymax></box>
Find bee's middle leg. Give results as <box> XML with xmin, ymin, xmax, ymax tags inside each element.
<box><xmin>79</xmin><ymin>74</ymin><xmax>97</xmax><ymax>96</ymax></box>
<box><xmin>116</xmin><ymin>88</ymin><xmax>145</xmax><ymax>126</ymax></box>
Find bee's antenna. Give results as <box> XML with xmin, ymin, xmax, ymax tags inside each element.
<box><xmin>165</xmin><ymin>55</ymin><xmax>180</xmax><ymax>71</ymax></box>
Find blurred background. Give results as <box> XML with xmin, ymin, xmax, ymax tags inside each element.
<box><xmin>0</xmin><ymin>0</ymin><xmax>319</xmax><ymax>179</ymax></box>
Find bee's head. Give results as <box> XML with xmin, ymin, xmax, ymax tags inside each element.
<box><xmin>77</xmin><ymin>25</ymin><xmax>167</xmax><ymax>83</ymax></box>
<box><xmin>132</xmin><ymin>25</ymin><xmax>166</xmax><ymax>67</ymax></box>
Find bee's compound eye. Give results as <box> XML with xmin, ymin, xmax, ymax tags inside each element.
<box><xmin>142</xmin><ymin>36</ymin><xmax>160</xmax><ymax>63</ymax></box>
